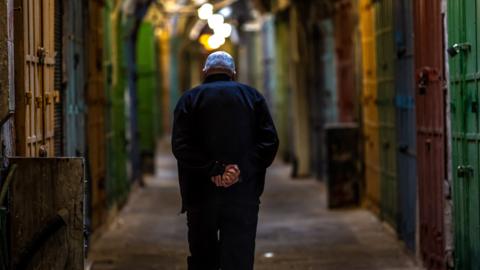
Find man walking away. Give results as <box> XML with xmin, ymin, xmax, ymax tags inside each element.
<box><xmin>172</xmin><ymin>51</ymin><xmax>279</xmax><ymax>270</ymax></box>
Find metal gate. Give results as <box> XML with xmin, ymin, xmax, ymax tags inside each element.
<box><xmin>414</xmin><ymin>0</ymin><xmax>446</xmax><ymax>269</ymax></box>
<box><xmin>448</xmin><ymin>1</ymin><xmax>480</xmax><ymax>269</ymax></box>
<box><xmin>394</xmin><ymin>0</ymin><xmax>416</xmax><ymax>251</ymax></box>
<box><xmin>359</xmin><ymin>0</ymin><xmax>380</xmax><ymax>214</ymax></box>
<box><xmin>14</xmin><ymin>0</ymin><xmax>56</xmax><ymax>157</ymax></box>
<box><xmin>64</xmin><ymin>0</ymin><xmax>86</xmax><ymax>156</ymax></box>
<box><xmin>375</xmin><ymin>0</ymin><xmax>397</xmax><ymax>228</ymax></box>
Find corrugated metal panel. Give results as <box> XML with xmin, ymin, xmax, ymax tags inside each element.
<box><xmin>448</xmin><ymin>0</ymin><xmax>480</xmax><ymax>269</ymax></box>
<box><xmin>334</xmin><ymin>0</ymin><xmax>357</xmax><ymax>123</ymax></box>
<box><xmin>85</xmin><ymin>0</ymin><xmax>107</xmax><ymax>230</ymax></box>
<box><xmin>64</xmin><ymin>0</ymin><xmax>86</xmax><ymax>157</ymax></box>
<box><xmin>137</xmin><ymin>22</ymin><xmax>158</xmax><ymax>171</ymax></box>
<box><xmin>14</xmin><ymin>0</ymin><xmax>56</xmax><ymax>157</ymax></box>
<box><xmin>359</xmin><ymin>0</ymin><xmax>380</xmax><ymax>215</ymax></box>
<box><xmin>375</xmin><ymin>0</ymin><xmax>397</xmax><ymax>229</ymax></box>
<box><xmin>414</xmin><ymin>0</ymin><xmax>446</xmax><ymax>268</ymax></box>
<box><xmin>394</xmin><ymin>0</ymin><xmax>416</xmax><ymax>251</ymax></box>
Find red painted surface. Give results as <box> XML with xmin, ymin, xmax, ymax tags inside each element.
<box><xmin>334</xmin><ymin>0</ymin><xmax>357</xmax><ymax>123</ymax></box>
<box><xmin>413</xmin><ymin>1</ymin><xmax>446</xmax><ymax>269</ymax></box>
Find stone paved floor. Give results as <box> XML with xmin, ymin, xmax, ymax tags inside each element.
<box><xmin>88</xmin><ymin>153</ymin><xmax>422</xmax><ymax>270</ymax></box>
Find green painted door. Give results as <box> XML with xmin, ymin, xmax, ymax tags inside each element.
<box><xmin>274</xmin><ymin>17</ymin><xmax>291</xmax><ymax>162</ymax></box>
<box><xmin>375</xmin><ymin>0</ymin><xmax>397</xmax><ymax>228</ymax></box>
<box><xmin>104</xmin><ymin>2</ymin><xmax>129</xmax><ymax>206</ymax></box>
<box><xmin>137</xmin><ymin>22</ymin><xmax>159</xmax><ymax>159</ymax></box>
<box><xmin>448</xmin><ymin>1</ymin><xmax>480</xmax><ymax>269</ymax></box>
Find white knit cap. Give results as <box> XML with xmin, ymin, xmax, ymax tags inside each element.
<box><xmin>203</xmin><ymin>51</ymin><xmax>236</xmax><ymax>73</ymax></box>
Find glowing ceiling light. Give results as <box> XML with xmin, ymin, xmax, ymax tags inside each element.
<box><xmin>208</xmin><ymin>14</ymin><xmax>224</xmax><ymax>30</ymax></box>
<box><xmin>198</xmin><ymin>3</ymin><xmax>213</xmax><ymax>20</ymax></box>
<box><xmin>208</xmin><ymin>34</ymin><xmax>225</xmax><ymax>50</ymax></box>
<box><xmin>214</xmin><ymin>23</ymin><xmax>232</xmax><ymax>38</ymax></box>
<box><xmin>219</xmin><ymin>6</ymin><xmax>232</xmax><ymax>18</ymax></box>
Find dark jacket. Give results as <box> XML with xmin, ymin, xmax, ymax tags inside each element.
<box><xmin>172</xmin><ymin>74</ymin><xmax>279</xmax><ymax>212</ymax></box>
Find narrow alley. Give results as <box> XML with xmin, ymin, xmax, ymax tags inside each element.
<box><xmin>3</xmin><ymin>0</ymin><xmax>480</xmax><ymax>269</ymax></box>
<box><xmin>89</xmin><ymin>151</ymin><xmax>419</xmax><ymax>270</ymax></box>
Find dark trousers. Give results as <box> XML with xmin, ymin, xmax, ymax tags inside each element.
<box><xmin>186</xmin><ymin>203</ymin><xmax>259</xmax><ymax>270</ymax></box>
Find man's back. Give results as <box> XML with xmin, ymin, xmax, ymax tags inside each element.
<box><xmin>173</xmin><ymin>73</ymin><xmax>278</xmax><ymax>207</ymax></box>
<box><xmin>184</xmin><ymin>74</ymin><xmax>259</xmax><ymax>164</ymax></box>
<box><xmin>171</xmin><ymin>51</ymin><xmax>278</xmax><ymax>270</ymax></box>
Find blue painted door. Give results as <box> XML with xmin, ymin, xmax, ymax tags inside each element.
<box><xmin>394</xmin><ymin>0</ymin><xmax>416</xmax><ymax>251</ymax></box>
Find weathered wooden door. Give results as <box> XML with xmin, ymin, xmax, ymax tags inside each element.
<box><xmin>448</xmin><ymin>1</ymin><xmax>480</xmax><ymax>269</ymax></box>
<box><xmin>359</xmin><ymin>0</ymin><xmax>380</xmax><ymax>214</ymax></box>
<box><xmin>86</xmin><ymin>0</ymin><xmax>107</xmax><ymax>230</ymax></box>
<box><xmin>394</xmin><ymin>0</ymin><xmax>416</xmax><ymax>251</ymax></box>
<box><xmin>375</xmin><ymin>0</ymin><xmax>397</xmax><ymax>229</ymax></box>
<box><xmin>414</xmin><ymin>0</ymin><xmax>446</xmax><ymax>269</ymax></box>
<box><xmin>14</xmin><ymin>0</ymin><xmax>56</xmax><ymax>157</ymax></box>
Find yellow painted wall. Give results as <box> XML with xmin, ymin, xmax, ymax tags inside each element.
<box><xmin>359</xmin><ymin>0</ymin><xmax>380</xmax><ymax>214</ymax></box>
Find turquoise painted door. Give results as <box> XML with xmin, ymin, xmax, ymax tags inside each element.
<box><xmin>64</xmin><ymin>0</ymin><xmax>86</xmax><ymax>156</ymax></box>
<box><xmin>375</xmin><ymin>0</ymin><xmax>397</xmax><ymax>228</ymax></box>
<box><xmin>448</xmin><ymin>1</ymin><xmax>480</xmax><ymax>269</ymax></box>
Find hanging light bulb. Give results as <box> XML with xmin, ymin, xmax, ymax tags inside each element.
<box><xmin>198</xmin><ymin>3</ymin><xmax>213</xmax><ymax>20</ymax></box>
<box><xmin>208</xmin><ymin>14</ymin><xmax>224</xmax><ymax>30</ymax></box>
<box><xmin>219</xmin><ymin>6</ymin><xmax>232</xmax><ymax>18</ymax></box>
<box><xmin>208</xmin><ymin>34</ymin><xmax>225</xmax><ymax>49</ymax></box>
<box><xmin>214</xmin><ymin>23</ymin><xmax>232</xmax><ymax>38</ymax></box>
